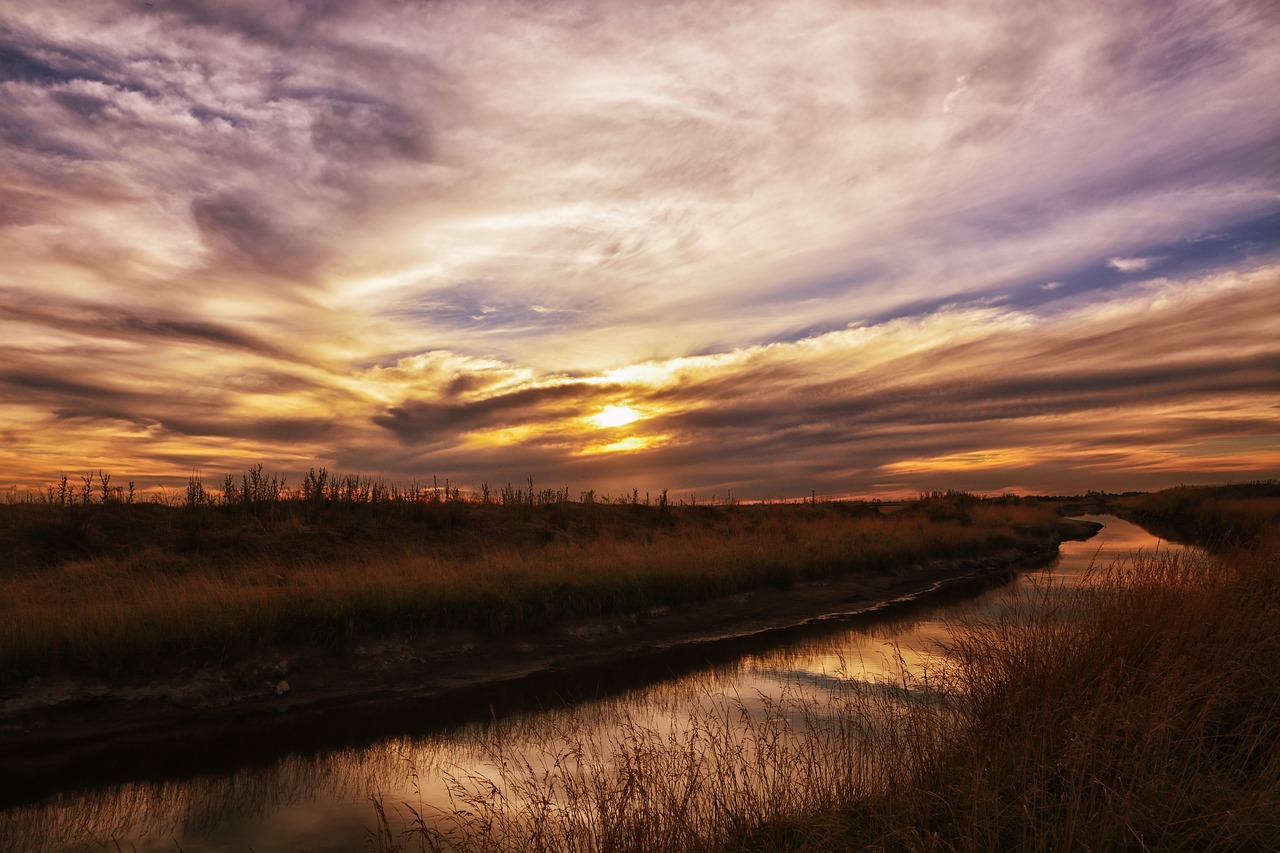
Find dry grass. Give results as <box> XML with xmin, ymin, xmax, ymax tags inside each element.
<box><xmin>910</xmin><ymin>541</ymin><xmax>1280</xmax><ymax>851</ymax></box>
<box><xmin>1114</xmin><ymin>480</ymin><xmax>1280</xmax><ymax>547</ymax></box>
<box><xmin>0</xmin><ymin>494</ymin><xmax>1058</xmax><ymax>686</ymax></box>
<box><xmin>373</xmin><ymin>524</ymin><xmax>1280</xmax><ymax>851</ymax></box>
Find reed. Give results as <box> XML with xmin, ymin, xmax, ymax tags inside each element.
<box><xmin>374</xmin><ymin>526</ymin><xmax>1280</xmax><ymax>851</ymax></box>
<box><xmin>1113</xmin><ymin>480</ymin><xmax>1280</xmax><ymax>548</ymax></box>
<box><xmin>0</xmin><ymin>488</ymin><xmax>1058</xmax><ymax>686</ymax></box>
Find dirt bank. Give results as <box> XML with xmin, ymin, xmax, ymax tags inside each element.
<box><xmin>0</xmin><ymin>519</ymin><xmax>1099</xmax><ymax>804</ymax></box>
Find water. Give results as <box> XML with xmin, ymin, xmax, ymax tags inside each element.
<box><xmin>1</xmin><ymin>516</ymin><xmax>1179</xmax><ymax>852</ymax></box>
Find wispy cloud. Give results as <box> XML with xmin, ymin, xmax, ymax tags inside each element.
<box><xmin>1108</xmin><ymin>256</ymin><xmax>1160</xmax><ymax>273</ymax></box>
<box><xmin>0</xmin><ymin>0</ymin><xmax>1276</xmax><ymax>496</ymax></box>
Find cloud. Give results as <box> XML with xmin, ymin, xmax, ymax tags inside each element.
<box><xmin>0</xmin><ymin>369</ymin><xmax>136</xmax><ymax>404</ymax></box>
<box><xmin>0</xmin><ymin>295</ymin><xmax>296</xmax><ymax>360</ymax></box>
<box><xmin>303</xmin><ymin>268</ymin><xmax>1280</xmax><ymax>495</ymax></box>
<box><xmin>0</xmin><ymin>0</ymin><xmax>1277</xmax><ymax>496</ymax></box>
<box><xmin>1108</xmin><ymin>256</ymin><xmax>1160</xmax><ymax>273</ymax></box>
<box><xmin>11</xmin><ymin>263</ymin><xmax>1275</xmax><ymax>497</ymax></box>
<box><xmin>373</xmin><ymin>382</ymin><xmax>609</xmax><ymax>444</ymax></box>
<box><xmin>190</xmin><ymin>190</ymin><xmax>329</xmax><ymax>277</ymax></box>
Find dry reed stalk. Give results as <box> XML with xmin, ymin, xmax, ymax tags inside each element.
<box><xmin>370</xmin><ymin>539</ymin><xmax>1279</xmax><ymax>852</ymax></box>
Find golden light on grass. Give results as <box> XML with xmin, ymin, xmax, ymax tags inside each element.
<box><xmin>593</xmin><ymin>404</ymin><xmax>641</xmax><ymax>428</ymax></box>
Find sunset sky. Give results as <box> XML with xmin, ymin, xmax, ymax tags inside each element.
<box><xmin>2</xmin><ymin>0</ymin><xmax>1277</xmax><ymax>501</ymax></box>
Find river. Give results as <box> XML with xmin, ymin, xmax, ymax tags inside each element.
<box><xmin>1</xmin><ymin>515</ymin><xmax>1179</xmax><ymax>852</ymax></box>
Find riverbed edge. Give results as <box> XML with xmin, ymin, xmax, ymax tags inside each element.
<box><xmin>0</xmin><ymin>519</ymin><xmax>1101</xmax><ymax>803</ymax></box>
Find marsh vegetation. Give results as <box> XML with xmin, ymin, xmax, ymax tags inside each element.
<box><xmin>367</xmin><ymin>490</ymin><xmax>1280</xmax><ymax>852</ymax></box>
<box><xmin>0</xmin><ymin>473</ymin><xmax>1057</xmax><ymax>688</ymax></box>
<box><xmin>4</xmin><ymin>481</ymin><xmax>1276</xmax><ymax>852</ymax></box>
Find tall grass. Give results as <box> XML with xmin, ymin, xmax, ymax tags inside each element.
<box><xmin>913</xmin><ymin>541</ymin><xmax>1280</xmax><ymax>851</ymax></box>
<box><xmin>0</xmin><ymin>492</ymin><xmax>1058</xmax><ymax>686</ymax></box>
<box><xmin>1114</xmin><ymin>480</ymin><xmax>1280</xmax><ymax>548</ymax></box>
<box><xmin>373</xmin><ymin>536</ymin><xmax>1280</xmax><ymax>852</ymax></box>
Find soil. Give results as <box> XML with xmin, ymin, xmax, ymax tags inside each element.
<box><xmin>0</xmin><ymin>519</ymin><xmax>1100</xmax><ymax>804</ymax></box>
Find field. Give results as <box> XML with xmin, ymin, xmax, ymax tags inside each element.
<box><xmin>373</xmin><ymin>484</ymin><xmax>1280</xmax><ymax>852</ymax></box>
<box><xmin>1113</xmin><ymin>481</ymin><xmax>1280</xmax><ymax>547</ymax></box>
<box><xmin>7</xmin><ymin>479</ymin><xmax>1276</xmax><ymax>851</ymax></box>
<box><xmin>0</xmin><ymin>477</ymin><xmax>1059</xmax><ymax>689</ymax></box>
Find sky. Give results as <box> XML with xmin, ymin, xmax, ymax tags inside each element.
<box><xmin>1</xmin><ymin>0</ymin><xmax>1277</xmax><ymax>501</ymax></box>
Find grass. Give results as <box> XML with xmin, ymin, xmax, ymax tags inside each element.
<box><xmin>1112</xmin><ymin>480</ymin><xmax>1280</xmax><ymax>548</ymax></box>
<box><xmin>368</xmin><ymin>487</ymin><xmax>1280</xmax><ymax>852</ymax></box>
<box><xmin>0</xmin><ymin>480</ymin><xmax>1060</xmax><ymax>687</ymax></box>
<box><xmin>905</xmin><ymin>541</ymin><xmax>1279</xmax><ymax>851</ymax></box>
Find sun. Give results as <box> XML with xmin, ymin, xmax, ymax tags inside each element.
<box><xmin>593</xmin><ymin>404</ymin><xmax>641</xmax><ymax>428</ymax></box>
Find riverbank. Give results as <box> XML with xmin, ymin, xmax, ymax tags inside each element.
<box><xmin>381</xmin><ymin>501</ymin><xmax>1279</xmax><ymax>853</ymax></box>
<box><xmin>1110</xmin><ymin>480</ymin><xmax>1280</xmax><ymax>548</ymax></box>
<box><xmin>0</xmin><ymin>504</ymin><xmax>1096</xmax><ymax>805</ymax></box>
<box><xmin>1</xmin><ymin>492</ymin><xmax>1060</xmax><ymax>686</ymax></box>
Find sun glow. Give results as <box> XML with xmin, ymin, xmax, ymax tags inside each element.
<box><xmin>577</xmin><ymin>433</ymin><xmax>670</xmax><ymax>455</ymax></box>
<box><xmin>463</xmin><ymin>424</ymin><xmax>547</xmax><ymax>448</ymax></box>
<box><xmin>594</xmin><ymin>436</ymin><xmax>651</xmax><ymax>453</ymax></box>
<box><xmin>593</xmin><ymin>404</ymin><xmax>641</xmax><ymax>428</ymax></box>
<box><xmin>885</xmin><ymin>448</ymin><xmax>1037</xmax><ymax>473</ymax></box>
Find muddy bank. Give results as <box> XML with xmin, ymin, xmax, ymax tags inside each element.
<box><xmin>0</xmin><ymin>520</ymin><xmax>1099</xmax><ymax>805</ymax></box>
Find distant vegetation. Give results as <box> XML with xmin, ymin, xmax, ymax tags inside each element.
<box><xmin>374</xmin><ymin>484</ymin><xmax>1280</xmax><ymax>852</ymax></box>
<box><xmin>0</xmin><ymin>467</ymin><xmax>1060</xmax><ymax>688</ymax></box>
<box><xmin>1113</xmin><ymin>480</ymin><xmax>1280</xmax><ymax>547</ymax></box>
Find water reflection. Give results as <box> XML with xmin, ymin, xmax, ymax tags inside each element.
<box><xmin>2</xmin><ymin>516</ymin><xmax>1176</xmax><ymax>853</ymax></box>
